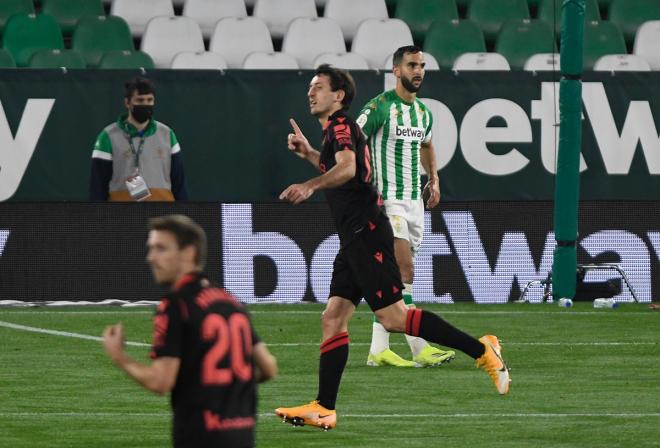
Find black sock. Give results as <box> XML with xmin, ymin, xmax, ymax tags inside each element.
<box><xmin>316</xmin><ymin>332</ymin><xmax>349</xmax><ymax>410</ymax></box>
<box><xmin>406</xmin><ymin>309</ymin><xmax>485</xmax><ymax>359</ymax></box>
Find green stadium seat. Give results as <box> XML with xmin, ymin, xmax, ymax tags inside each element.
<box><xmin>73</xmin><ymin>15</ymin><xmax>134</xmax><ymax>67</ymax></box>
<box><xmin>424</xmin><ymin>19</ymin><xmax>486</xmax><ymax>69</ymax></box>
<box><xmin>28</xmin><ymin>48</ymin><xmax>86</xmax><ymax>68</ymax></box>
<box><xmin>0</xmin><ymin>0</ymin><xmax>35</xmax><ymax>37</ymax></box>
<box><xmin>496</xmin><ymin>19</ymin><xmax>556</xmax><ymax>70</ymax></box>
<box><xmin>2</xmin><ymin>13</ymin><xmax>64</xmax><ymax>67</ymax></box>
<box><xmin>41</xmin><ymin>0</ymin><xmax>106</xmax><ymax>35</ymax></box>
<box><xmin>583</xmin><ymin>20</ymin><xmax>626</xmax><ymax>69</ymax></box>
<box><xmin>468</xmin><ymin>0</ymin><xmax>530</xmax><ymax>41</ymax></box>
<box><xmin>98</xmin><ymin>50</ymin><xmax>155</xmax><ymax>69</ymax></box>
<box><xmin>0</xmin><ymin>49</ymin><xmax>16</xmax><ymax>67</ymax></box>
<box><xmin>608</xmin><ymin>0</ymin><xmax>660</xmax><ymax>44</ymax></box>
<box><xmin>395</xmin><ymin>0</ymin><xmax>458</xmax><ymax>43</ymax></box>
<box><xmin>538</xmin><ymin>0</ymin><xmax>600</xmax><ymax>34</ymax></box>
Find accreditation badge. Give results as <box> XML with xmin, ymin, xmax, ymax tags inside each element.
<box><xmin>125</xmin><ymin>172</ymin><xmax>151</xmax><ymax>201</ymax></box>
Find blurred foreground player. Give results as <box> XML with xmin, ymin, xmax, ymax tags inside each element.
<box><xmin>276</xmin><ymin>65</ymin><xmax>510</xmax><ymax>431</ymax></box>
<box><xmin>103</xmin><ymin>215</ymin><xmax>277</xmax><ymax>447</ymax></box>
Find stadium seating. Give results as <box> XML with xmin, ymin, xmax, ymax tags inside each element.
<box><xmin>312</xmin><ymin>52</ymin><xmax>370</xmax><ymax>69</ymax></box>
<box><xmin>183</xmin><ymin>0</ymin><xmax>247</xmax><ymax>39</ymax></box>
<box><xmin>0</xmin><ymin>0</ymin><xmax>652</xmax><ymax>72</ymax></box>
<box><xmin>537</xmin><ymin>0</ymin><xmax>600</xmax><ymax>34</ymax></box>
<box><xmin>3</xmin><ymin>13</ymin><xmax>64</xmax><ymax>67</ymax></box>
<box><xmin>424</xmin><ymin>19</ymin><xmax>486</xmax><ymax>70</ymax></box>
<box><xmin>0</xmin><ymin>49</ymin><xmax>17</xmax><ymax>68</ymax></box>
<box><xmin>72</xmin><ymin>15</ymin><xmax>134</xmax><ymax>67</ymax></box>
<box><xmin>395</xmin><ymin>0</ymin><xmax>459</xmax><ymax>43</ymax></box>
<box><xmin>141</xmin><ymin>16</ymin><xmax>205</xmax><ymax>68</ymax></box>
<box><xmin>523</xmin><ymin>52</ymin><xmax>559</xmax><ymax>71</ymax></box>
<box><xmin>608</xmin><ymin>0</ymin><xmax>660</xmax><ymax>44</ymax></box>
<box><xmin>324</xmin><ymin>0</ymin><xmax>389</xmax><ymax>42</ymax></box>
<box><xmin>583</xmin><ymin>20</ymin><xmax>626</xmax><ymax>69</ymax></box>
<box><xmin>41</xmin><ymin>0</ymin><xmax>105</xmax><ymax>35</ymax></box>
<box><xmin>28</xmin><ymin>48</ymin><xmax>86</xmax><ymax>68</ymax></box>
<box><xmin>382</xmin><ymin>52</ymin><xmax>440</xmax><ymax>70</ymax></box>
<box><xmin>634</xmin><ymin>20</ymin><xmax>660</xmax><ymax>70</ymax></box>
<box><xmin>242</xmin><ymin>51</ymin><xmax>300</xmax><ymax>69</ymax></box>
<box><xmin>282</xmin><ymin>17</ymin><xmax>345</xmax><ymax>69</ymax></box>
<box><xmin>111</xmin><ymin>0</ymin><xmax>175</xmax><ymax>37</ymax></box>
<box><xmin>170</xmin><ymin>51</ymin><xmax>229</xmax><ymax>69</ymax></box>
<box><xmin>468</xmin><ymin>0</ymin><xmax>530</xmax><ymax>42</ymax></box>
<box><xmin>593</xmin><ymin>54</ymin><xmax>651</xmax><ymax>71</ymax></box>
<box><xmin>453</xmin><ymin>52</ymin><xmax>511</xmax><ymax>70</ymax></box>
<box><xmin>352</xmin><ymin>19</ymin><xmax>413</xmax><ymax>69</ymax></box>
<box><xmin>495</xmin><ymin>19</ymin><xmax>556</xmax><ymax>70</ymax></box>
<box><xmin>253</xmin><ymin>0</ymin><xmax>317</xmax><ymax>39</ymax></box>
<box><xmin>98</xmin><ymin>49</ymin><xmax>155</xmax><ymax>69</ymax></box>
<box><xmin>0</xmin><ymin>0</ymin><xmax>34</xmax><ymax>36</ymax></box>
<box><xmin>209</xmin><ymin>17</ymin><xmax>274</xmax><ymax>68</ymax></box>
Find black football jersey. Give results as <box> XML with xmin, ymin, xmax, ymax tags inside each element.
<box><xmin>151</xmin><ymin>273</ymin><xmax>260</xmax><ymax>448</ymax></box>
<box><xmin>319</xmin><ymin>110</ymin><xmax>383</xmax><ymax>246</ymax></box>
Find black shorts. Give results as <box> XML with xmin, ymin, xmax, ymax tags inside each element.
<box><xmin>329</xmin><ymin>215</ymin><xmax>404</xmax><ymax>311</ymax></box>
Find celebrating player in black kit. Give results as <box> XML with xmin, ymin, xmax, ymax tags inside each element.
<box><xmin>276</xmin><ymin>65</ymin><xmax>510</xmax><ymax>431</ymax></box>
<box><xmin>102</xmin><ymin>215</ymin><xmax>277</xmax><ymax>448</ymax></box>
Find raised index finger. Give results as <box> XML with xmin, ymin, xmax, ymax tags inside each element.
<box><xmin>289</xmin><ymin>118</ymin><xmax>303</xmax><ymax>136</ymax></box>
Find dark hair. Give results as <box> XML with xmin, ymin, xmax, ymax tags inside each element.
<box><xmin>315</xmin><ymin>64</ymin><xmax>356</xmax><ymax>109</ymax></box>
<box><xmin>124</xmin><ymin>77</ymin><xmax>155</xmax><ymax>100</ymax></box>
<box><xmin>148</xmin><ymin>215</ymin><xmax>207</xmax><ymax>269</ymax></box>
<box><xmin>393</xmin><ymin>45</ymin><xmax>423</xmax><ymax>66</ymax></box>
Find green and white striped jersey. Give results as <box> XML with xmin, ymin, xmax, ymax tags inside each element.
<box><xmin>357</xmin><ymin>89</ymin><xmax>433</xmax><ymax>200</ymax></box>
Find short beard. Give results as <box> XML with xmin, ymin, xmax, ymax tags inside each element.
<box><xmin>401</xmin><ymin>76</ymin><xmax>421</xmax><ymax>93</ymax></box>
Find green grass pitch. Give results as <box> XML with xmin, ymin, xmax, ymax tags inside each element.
<box><xmin>0</xmin><ymin>302</ymin><xmax>659</xmax><ymax>448</ymax></box>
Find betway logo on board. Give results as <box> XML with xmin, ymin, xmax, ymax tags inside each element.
<box><xmin>0</xmin><ymin>99</ymin><xmax>55</xmax><ymax>201</ymax></box>
<box><xmin>395</xmin><ymin>125</ymin><xmax>426</xmax><ymax>141</ymax></box>
<box><xmin>0</xmin><ymin>229</ymin><xmax>9</xmax><ymax>257</ymax></box>
<box><xmin>419</xmin><ymin>82</ymin><xmax>660</xmax><ymax>175</ymax></box>
<box><xmin>221</xmin><ymin>204</ymin><xmax>653</xmax><ymax>304</ymax></box>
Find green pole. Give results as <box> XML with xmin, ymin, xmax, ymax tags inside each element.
<box><xmin>552</xmin><ymin>0</ymin><xmax>585</xmax><ymax>300</ymax></box>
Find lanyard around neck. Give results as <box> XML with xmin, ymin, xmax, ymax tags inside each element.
<box><xmin>126</xmin><ymin>133</ymin><xmax>146</xmax><ymax>169</ymax></box>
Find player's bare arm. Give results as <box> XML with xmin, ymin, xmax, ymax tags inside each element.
<box><xmin>102</xmin><ymin>323</ymin><xmax>180</xmax><ymax>395</ymax></box>
<box><xmin>253</xmin><ymin>342</ymin><xmax>278</xmax><ymax>383</ymax></box>
<box><xmin>420</xmin><ymin>141</ymin><xmax>440</xmax><ymax>208</ymax></box>
<box><xmin>280</xmin><ymin>146</ymin><xmax>356</xmax><ymax>205</ymax></box>
<box><xmin>287</xmin><ymin>118</ymin><xmax>321</xmax><ymax>168</ymax></box>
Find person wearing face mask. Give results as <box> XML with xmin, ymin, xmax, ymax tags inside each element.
<box><xmin>89</xmin><ymin>77</ymin><xmax>188</xmax><ymax>201</ymax></box>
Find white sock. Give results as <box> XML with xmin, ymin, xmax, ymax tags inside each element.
<box><xmin>402</xmin><ymin>283</ymin><xmax>429</xmax><ymax>358</ymax></box>
<box><xmin>369</xmin><ymin>321</ymin><xmax>390</xmax><ymax>355</ymax></box>
<box><xmin>405</xmin><ymin>334</ymin><xmax>429</xmax><ymax>358</ymax></box>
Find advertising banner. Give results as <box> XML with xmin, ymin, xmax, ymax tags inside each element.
<box><xmin>0</xmin><ymin>202</ymin><xmax>655</xmax><ymax>303</ymax></box>
<box><xmin>0</xmin><ymin>70</ymin><xmax>658</xmax><ymax>201</ymax></box>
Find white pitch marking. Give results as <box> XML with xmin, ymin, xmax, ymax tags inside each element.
<box><xmin>0</xmin><ymin>412</ymin><xmax>658</xmax><ymax>419</ymax></box>
<box><xmin>0</xmin><ymin>320</ymin><xmax>150</xmax><ymax>347</ymax></box>
<box><xmin>1</xmin><ymin>320</ymin><xmax>654</xmax><ymax>348</ymax></box>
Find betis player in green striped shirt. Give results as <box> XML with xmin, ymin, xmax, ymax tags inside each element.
<box><xmin>357</xmin><ymin>46</ymin><xmax>456</xmax><ymax>368</ymax></box>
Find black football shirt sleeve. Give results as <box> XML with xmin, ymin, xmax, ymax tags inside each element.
<box><xmin>150</xmin><ymin>298</ymin><xmax>184</xmax><ymax>359</ymax></box>
<box><xmin>329</xmin><ymin>119</ymin><xmax>357</xmax><ymax>155</ymax></box>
